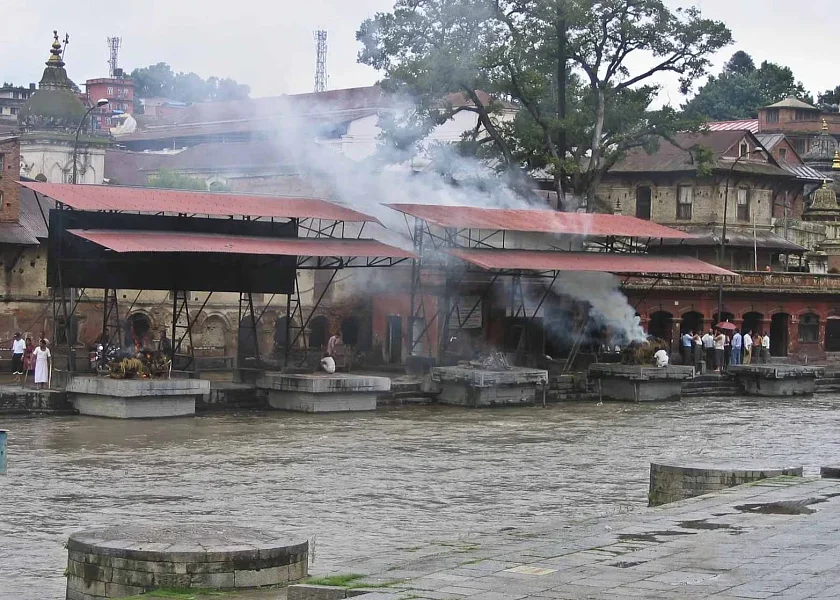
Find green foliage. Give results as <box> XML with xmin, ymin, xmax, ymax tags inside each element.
<box><xmin>683</xmin><ymin>52</ymin><xmax>813</xmax><ymax>120</ymax></box>
<box><xmin>357</xmin><ymin>0</ymin><xmax>731</xmax><ymax>206</ymax></box>
<box><xmin>129</xmin><ymin>62</ymin><xmax>250</xmax><ymax>104</ymax></box>
<box><xmin>818</xmin><ymin>86</ymin><xmax>840</xmax><ymax>112</ymax></box>
<box><xmin>146</xmin><ymin>169</ymin><xmax>229</xmax><ymax>192</ymax></box>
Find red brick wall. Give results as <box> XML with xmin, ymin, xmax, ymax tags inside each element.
<box><xmin>0</xmin><ymin>138</ymin><xmax>20</xmax><ymax>223</ymax></box>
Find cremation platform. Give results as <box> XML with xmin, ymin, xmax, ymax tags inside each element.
<box><xmin>430</xmin><ymin>366</ymin><xmax>548</xmax><ymax>407</ymax></box>
<box><xmin>729</xmin><ymin>365</ymin><xmax>824</xmax><ymax>396</ymax></box>
<box><xmin>256</xmin><ymin>373</ymin><xmax>390</xmax><ymax>412</ymax></box>
<box><xmin>588</xmin><ymin>364</ymin><xmax>695</xmax><ymax>402</ymax></box>
<box><xmin>66</xmin><ymin>377</ymin><xmax>210</xmax><ymax>418</ymax></box>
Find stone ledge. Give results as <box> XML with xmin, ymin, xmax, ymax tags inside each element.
<box><xmin>257</xmin><ymin>373</ymin><xmax>391</xmax><ymax>393</ymax></box>
<box><xmin>430</xmin><ymin>366</ymin><xmax>548</xmax><ymax>387</ymax></box>
<box><xmin>66</xmin><ymin>376</ymin><xmax>210</xmax><ymax>397</ymax></box>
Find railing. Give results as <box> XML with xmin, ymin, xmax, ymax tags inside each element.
<box><xmin>625</xmin><ymin>271</ymin><xmax>840</xmax><ymax>294</ymax></box>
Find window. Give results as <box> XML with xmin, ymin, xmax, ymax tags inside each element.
<box><xmin>736</xmin><ymin>188</ymin><xmax>750</xmax><ymax>221</ymax></box>
<box><xmin>107</xmin><ymin>87</ymin><xmax>114</xmax><ymax>95</ymax></box>
<box><xmin>0</xmin><ymin>153</ymin><xmax>4</xmax><ymax>171</ymax></box>
<box><xmin>794</xmin><ymin>139</ymin><xmax>807</xmax><ymax>154</ymax></box>
<box><xmin>766</xmin><ymin>109</ymin><xmax>779</xmax><ymax>124</ymax></box>
<box><xmin>739</xmin><ymin>143</ymin><xmax>749</xmax><ymax>157</ymax></box>
<box><xmin>779</xmin><ymin>148</ymin><xmax>787</xmax><ymax>161</ymax></box>
<box><xmin>799</xmin><ymin>313</ymin><xmax>819</xmax><ymax>343</ymax></box>
<box><xmin>677</xmin><ymin>185</ymin><xmax>693</xmax><ymax>220</ymax></box>
<box><xmin>794</xmin><ymin>109</ymin><xmax>817</xmax><ymax>121</ymax></box>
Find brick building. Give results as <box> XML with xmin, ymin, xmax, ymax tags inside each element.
<box><xmin>85</xmin><ymin>75</ymin><xmax>134</xmax><ymax>132</ymax></box>
<box><xmin>599</xmin><ymin>129</ymin><xmax>840</xmax><ymax>361</ymax></box>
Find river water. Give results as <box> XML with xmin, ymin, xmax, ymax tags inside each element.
<box><xmin>2</xmin><ymin>397</ymin><xmax>840</xmax><ymax>599</ymax></box>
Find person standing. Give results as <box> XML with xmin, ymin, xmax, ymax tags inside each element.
<box><xmin>693</xmin><ymin>332</ymin><xmax>703</xmax><ymax>370</ymax></box>
<box><xmin>713</xmin><ymin>330</ymin><xmax>726</xmax><ymax>372</ymax></box>
<box><xmin>702</xmin><ymin>329</ymin><xmax>714</xmax><ymax>367</ymax></box>
<box><xmin>762</xmin><ymin>332</ymin><xmax>771</xmax><ymax>363</ymax></box>
<box><xmin>10</xmin><ymin>332</ymin><xmax>24</xmax><ymax>379</ymax></box>
<box><xmin>22</xmin><ymin>337</ymin><xmax>34</xmax><ymax>382</ymax></box>
<box><xmin>327</xmin><ymin>332</ymin><xmax>342</xmax><ymax>357</ymax></box>
<box><xmin>743</xmin><ymin>330</ymin><xmax>753</xmax><ymax>365</ymax></box>
<box><xmin>681</xmin><ymin>330</ymin><xmax>693</xmax><ymax>366</ymax></box>
<box><xmin>32</xmin><ymin>339</ymin><xmax>51</xmax><ymax>389</ymax></box>
<box><xmin>731</xmin><ymin>330</ymin><xmax>742</xmax><ymax>366</ymax></box>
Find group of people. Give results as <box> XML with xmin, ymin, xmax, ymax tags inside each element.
<box><xmin>681</xmin><ymin>329</ymin><xmax>771</xmax><ymax>372</ymax></box>
<box><xmin>10</xmin><ymin>333</ymin><xmax>52</xmax><ymax>388</ymax></box>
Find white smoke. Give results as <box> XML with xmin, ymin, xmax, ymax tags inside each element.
<box><xmin>266</xmin><ymin>96</ymin><xmax>645</xmax><ymax>348</ymax></box>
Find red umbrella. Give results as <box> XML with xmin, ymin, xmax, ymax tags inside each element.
<box><xmin>716</xmin><ymin>321</ymin><xmax>737</xmax><ymax>331</ymax></box>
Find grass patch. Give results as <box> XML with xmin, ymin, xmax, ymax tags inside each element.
<box><xmin>304</xmin><ymin>573</ymin><xmax>365</xmax><ymax>587</ymax></box>
<box><xmin>348</xmin><ymin>579</ymin><xmax>405</xmax><ymax>590</ymax></box>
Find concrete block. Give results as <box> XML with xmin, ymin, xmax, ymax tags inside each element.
<box><xmin>257</xmin><ymin>373</ymin><xmax>390</xmax><ymax>393</ymax></box>
<box><xmin>189</xmin><ymin>571</ymin><xmax>235</xmax><ymax>588</ymax></box>
<box><xmin>289</xmin><ymin>558</ymin><xmax>308</xmax><ymax>582</ymax></box>
<box><xmin>234</xmin><ymin>565</ymin><xmax>288</xmax><ymax>587</ymax></box>
<box><xmin>287</xmin><ymin>584</ymin><xmax>348</xmax><ymax>600</ymax></box>
<box><xmin>268</xmin><ymin>391</ymin><xmax>377</xmax><ymax>412</ymax></box>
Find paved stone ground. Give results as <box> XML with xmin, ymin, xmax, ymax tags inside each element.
<box><xmin>335</xmin><ymin>477</ymin><xmax>840</xmax><ymax>599</ymax></box>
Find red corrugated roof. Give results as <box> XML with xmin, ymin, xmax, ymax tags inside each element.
<box><xmin>706</xmin><ymin>120</ymin><xmax>759</xmax><ymax>133</ymax></box>
<box><xmin>19</xmin><ymin>181</ymin><xmax>377</xmax><ymax>222</ymax></box>
<box><xmin>386</xmin><ymin>204</ymin><xmax>693</xmax><ymax>239</ymax></box>
<box><xmin>448</xmin><ymin>248</ymin><xmax>734</xmax><ymax>276</ymax></box>
<box><xmin>68</xmin><ymin>230</ymin><xmax>416</xmax><ymax>258</ymax></box>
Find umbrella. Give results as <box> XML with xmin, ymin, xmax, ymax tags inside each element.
<box><xmin>716</xmin><ymin>321</ymin><xmax>737</xmax><ymax>331</ymax></box>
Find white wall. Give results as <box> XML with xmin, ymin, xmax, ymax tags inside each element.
<box><xmin>20</xmin><ymin>142</ymin><xmax>106</xmax><ymax>184</ymax></box>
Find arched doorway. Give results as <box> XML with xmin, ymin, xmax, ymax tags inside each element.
<box><xmin>741</xmin><ymin>312</ymin><xmax>763</xmax><ymax>335</ymax></box>
<box><xmin>124</xmin><ymin>313</ymin><xmax>151</xmax><ymax>349</ymax></box>
<box><xmin>713</xmin><ymin>311</ymin><xmax>735</xmax><ymax>325</ymax></box>
<box><xmin>308</xmin><ymin>315</ymin><xmax>329</xmax><ymax>351</ymax></box>
<box><xmin>826</xmin><ymin>317</ymin><xmax>840</xmax><ymax>352</ymax></box>
<box><xmin>238</xmin><ymin>317</ymin><xmax>258</xmax><ymax>359</ymax></box>
<box><xmin>636</xmin><ymin>186</ymin><xmax>652</xmax><ymax>220</ymax></box>
<box><xmin>770</xmin><ymin>313</ymin><xmax>790</xmax><ymax>357</ymax></box>
<box><xmin>648</xmin><ymin>311</ymin><xmax>673</xmax><ymax>348</ymax></box>
<box><xmin>680</xmin><ymin>311</ymin><xmax>704</xmax><ymax>335</ymax></box>
<box><xmin>341</xmin><ymin>316</ymin><xmax>360</xmax><ymax>347</ymax></box>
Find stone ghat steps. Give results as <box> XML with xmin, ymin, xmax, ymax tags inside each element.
<box><xmin>815</xmin><ymin>375</ymin><xmax>840</xmax><ymax>393</ymax></box>
<box><xmin>681</xmin><ymin>374</ymin><xmax>739</xmax><ymax>398</ymax></box>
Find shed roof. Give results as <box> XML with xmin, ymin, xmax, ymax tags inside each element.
<box><xmin>68</xmin><ymin>230</ymin><xmax>416</xmax><ymax>258</ymax></box>
<box><xmin>447</xmin><ymin>248</ymin><xmax>734</xmax><ymax>276</ymax></box>
<box><xmin>386</xmin><ymin>204</ymin><xmax>692</xmax><ymax>238</ymax></box>
<box><xmin>18</xmin><ymin>181</ymin><xmax>376</xmax><ymax>222</ymax></box>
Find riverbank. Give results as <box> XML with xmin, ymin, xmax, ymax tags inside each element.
<box><xmin>317</xmin><ymin>475</ymin><xmax>840</xmax><ymax>599</ymax></box>
<box><xmin>4</xmin><ymin>398</ymin><xmax>840</xmax><ymax>599</ymax></box>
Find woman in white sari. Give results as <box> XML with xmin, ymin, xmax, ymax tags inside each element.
<box><xmin>33</xmin><ymin>339</ymin><xmax>51</xmax><ymax>389</ymax></box>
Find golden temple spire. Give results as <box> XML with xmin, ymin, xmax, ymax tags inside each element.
<box><xmin>833</xmin><ymin>151</ymin><xmax>840</xmax><ymax>171</ymax></box>
<box><xmin>823</xmin><ymin>119</ymin><xmax>829</xmax><ymax>133</ymax></box>
<box><xmin>46</xmin><ymin>30</ymin><xmax>65</xmax><ymax>68</ymax></box>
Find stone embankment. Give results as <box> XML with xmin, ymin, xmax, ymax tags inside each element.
<box><xmin>300</xmin><ymin>474</ymin><xmax>840</xmax><ymax>599</ymax></box>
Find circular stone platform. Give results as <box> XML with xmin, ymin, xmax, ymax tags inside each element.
<box><xmin>66</xmin><ymin>524</ymin><xmax>308</xmax><ymax>600</ymax></box>
<box><xmin>649</xmin><ymin>463</ymin><xmax>803</xmax><ymax>507</ymax></box>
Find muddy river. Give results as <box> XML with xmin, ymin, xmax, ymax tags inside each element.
<box><xmin>2</xmin><ymin>397</ymin><xmax>839</xmax><ymax>598</ymax></box>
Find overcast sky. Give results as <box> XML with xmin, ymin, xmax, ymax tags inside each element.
<box><xmin>2</xmin><ymin>0</ymin><xmax>836</xmax><ymax>104</ymax></box>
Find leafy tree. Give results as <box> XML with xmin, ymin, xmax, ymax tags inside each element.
<box><xmin>357</xmin><ymin>0</ymin><xmax>732</xmax><ymax>208</ymax></box>
<box><xmin>818</xmin><ymin>86</ymin><xmax>840</xmax><ymax>111</ymax></box>
<box><xmin>129</xmin><ymin>63</ymin><xmax>250</xmax><ymax>106</ymax></box>
<box><xmin>146</xmin><ymin>169</ymin><xmax>229</xmax><ymax>191</ymax></box>
<box><xmin>682</xmin><ymin>52</ymin><xmax>812</xmax><ymax>121</ymax></box>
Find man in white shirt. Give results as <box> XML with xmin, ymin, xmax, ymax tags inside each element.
<box><xmin>10</xmin><ymin>332</ymin><xmax>25</xmax><ymax>378</ymax></box>
<box><xmin>762</xmin><ymin>333</ymin><xmax>771</xmax><ymax>363</ymax></box>
<box><xmin>743</xmin><ymin>331</ymin><xmax>753</xmax><ymax>365</ymax></box>
<box><xmin>653</xmin><ymin>349</ymin><xmax>669</xmax><ymax>367</ymax></box>
<box><xmin>319</xmin><ymin>354</ymin><xmax>336</xmax><ymax>374</ymax></box>
<box><xmin>701</xmin><ymin>330</ymin><xmax>714</xmax><ymax>367</ymax></box>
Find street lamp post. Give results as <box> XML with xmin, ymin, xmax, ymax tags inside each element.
<box><xmin>72</xmin><ymin>98</ymin><xmax>108</xmax><ymax>184</ymax></box>
<box><xmin>716</xmin><ymin>149</ymin><xmax>763</xmax><ymax>324</ymax></box>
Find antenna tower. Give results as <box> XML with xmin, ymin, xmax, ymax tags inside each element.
<box><xmin>314</xmin><ymin>30</ymin><xmax>327</xmax><ymax>93</ymax></box>
<box><xmin>107</xmin><ymin>36</ymin><xmax>121</xmax><ymax>78</ymax></box>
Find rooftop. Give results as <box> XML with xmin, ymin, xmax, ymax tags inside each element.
<box><xmin>18</xmin><ymin>181</ymin><xmax>377</xmax><ymax>222</ymax></box>
<box><xmin>764</xmin><ymin>96</ymin><xmax>819</xmax><ymax>110</ymax></box>
<box><xmin>387</xmin><ymin>203</ymin><xmax>693</xmax><ymax>238</ymax></box>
